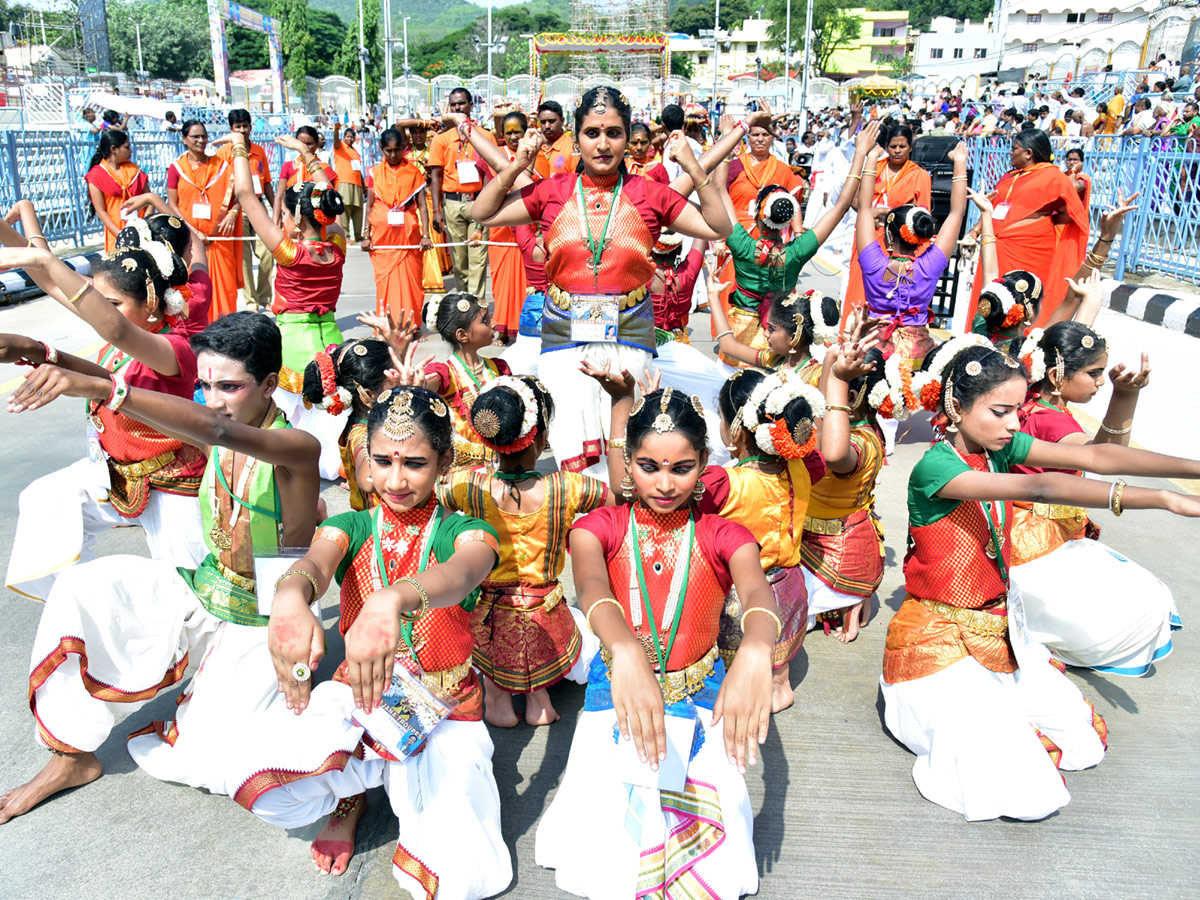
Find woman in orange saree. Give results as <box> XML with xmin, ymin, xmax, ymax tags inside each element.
<box><xmin>965</xmin><ymin>130</ymin><xmax>1089</xmax><ymax>330</ymax></box>
<box><xmin>361</xmin><ymin>127</ymin><xmax>429</xmax><ymax>325</ymax></box>
<box><xmin>84</xmin><ymin>130</ymin><xmax>149</xmax><ymax>252</ymax></box>
<box><xmin>488</xmin><ymin>111</ymin><xmax>532</xmax><ymax>343</ymax></box>
<box><xmin>407</xmin><ymin>123</ymin><xmax>450</xmax><ymax>288</ymax></box>
<box><xmin>842</xmin><ymin>125</ymin><xmax>931</xmax><ymax>326</ymax></box>
<box><xmin>168</xmin><ymin>120</ymin><xmax>241</xmax><ymax>321</ymax></box>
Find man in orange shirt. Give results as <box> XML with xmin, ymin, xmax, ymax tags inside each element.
<box><xmin>428</xmin><ymin>87</ymin><xmax>488</xmax><ymax>298</ymax></box>
<box><xmin>219</xmin><ymin>108</ymin><xmax>274</xmax><ymax>311</ymax></box>
<box><xmin>534</xmin><ymin>100</ymin><xmax>576</xmax><ymax>178</ymax></box>
<box><xmin>332</xmin><ymin>122</ymin><xmax>365</xmax><ymax>241</ymax></box>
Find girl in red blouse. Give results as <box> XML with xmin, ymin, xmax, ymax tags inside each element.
<box><xmin>536</xmin><ymin>380</ymin><xmax>776</xmax><ymax>899</ymax></box>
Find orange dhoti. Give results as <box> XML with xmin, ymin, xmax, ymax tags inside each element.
<box><xmin>170</xmin><ymin>153</ymin><xmax>241</xmax><ymax>320</ymax></box>
<box><xmin>367</xmin><ymin>159</ymin><xmax>426</xmax><ymax>323</ymax></box>
<box><xmin>488</xmin><ymin>225</ymin><xmax>526</xmax><ymax>341</ymax></box>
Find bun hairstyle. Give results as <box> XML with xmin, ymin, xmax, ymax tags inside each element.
<box><xmin>145</xmin><ymin>213</ymin><xmax>190</xmax><ymax>258</ymax></box>
<box><xmin>718</xmin><ymin>368</ymin><xmax>768</xmax><ymax>430</ymax></box>
<box><xmin>302</xmin><ymin>338</ymin><xmax>392</xmax><ymax>416</ymax></box>
<box><xmin>1013</xmin><ymin>128</ymin><xmax>1054</xmax><ymax>164</ymax></box>
<box><xmin>191</xmin><ymin>311</ymin><xmax>282</xmax><ymax>384</ymax></box>
<box><xmin>368</xmin><ymin>386</ymin><xmax>453</xmax><ymax>456</ymax></box>
<box><xmin>470</xmin><ymin>375</ymin><xmax>554</xmax><ymax>454</ymax></box>
<box><xmin>627</xmin><ymin>387</ymin><xmax>709</xmax><ymax>455</ymax></box>
<box><xmin>752</xmin><ymin>183</ymin><xmax>798</xmax><ymax>232</ymax></box>
<box><xmin>908</xmin><ymin>336</ymin><xmax>1027</xmax><ymax>427</ymax></box>
<box><xmin>95</xmin><ymin>231</ymin><xmax>181</xmax><ymax>317</ymax></box>
<box><xmin>428</xmin><ymin>292</ymin><xmax>482</xmax><ymax>348</ymax></box>
<box><xmin>574</xmin><ymin>86</ymin><xmax>632</xmax><ymax>143</ymax></box>
<box><xmin>284</xmin><ymin>181</ymin><xmax>345</xmax><ymax>229</ymax></box>
<box><xmin>768</xmin><ymin>288</ymin><xmax>840</xmax><ymax>349</ymax></box>
<box><xmin>1034</xmin><ymin>321</ymin><xmax>1107</xmax><ymax>392</ymax></box>
<box><xmin>978</xmin><ymin>270</ymin><xmax>1042</xmax><ymax>333</ymax></box>
<box><xmin>736</xmin><ymin>373</ymin><xmax>825</xmax><ymax>460</ymax></box>
<box><xmin>884</xmin><ymin>205</ymin><xmax>936</xmax><ymax>248</ymax></box>
<box><xmin>848</xmin><ymin>346</ymin><xmax>888</xmax><ymax>410</ymax></box>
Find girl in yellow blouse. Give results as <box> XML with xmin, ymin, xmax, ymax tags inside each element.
<box><xmin>700</xmin><ymin>369</ymin><xmax>827</xmax><ymax>713</ymax></box>
<box><xmin>439</xmin><ymin>375</ymin><xmax>614</xmax><ymax>727</ymax></box>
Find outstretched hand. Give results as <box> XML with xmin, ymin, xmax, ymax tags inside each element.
<box><xmin>579</xmin><ymin>359</ymin><xmax>638</xmax><ymax>398</ymax></box>
<box><xmin>1110</xmin><ymin>352</ymin><xmax>1150</xmax><ymax>394</ymax></box>
<box><xmin>385</xmin><ymin>342</ymin><xmax>429</xmax><ymax>389</ymax></box>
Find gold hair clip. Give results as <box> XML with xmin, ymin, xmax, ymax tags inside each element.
<box><xmin>1015</xmin><ymin>278</ymin><xmax>1029</xmax><ymax>293</ymax></box>
<box><xmin>352</xmin><ymin>343</ymin><xmax>368</xmax><ymax>356</ymax></box>
<box><xmin>690</xmin><ymin>395</ymin><xmax>704</xmax><ymax>416</ymax></box>
<box><xmin>430</xmin><ymin>397</ymin><xmax>448</xmax><ymax>418</ymax></box>
<box><xmin>1081</xmin><ymin>334</ymin><xmax>1095</xmax><ymax>349</ymax></box>
<box><xmin>592</xmin><ymin>102</ymin><xmax>608</xmax><ymax>115</ymax></box>
<box><xmin>121</xmin><ymin>257</ymin><xmax>138</xmax><ymax>272</ymax></box>
<box><xmin>382</xmin><ymin>390</ymin><xmax>417</xmax><ymax>442</ymax></box>
<box><xmin>964</xmin><ymin>360</ymin><xmax>983</xmax><ymax>377</ymax></box>
<box><xmin>631</xmin><ymin>396</ymin><xmax>646</xmax><ymax>417</ymax></box>
<box><xmin>792</xmin><ymin>419</ymin><xmax>814</xmax><ymax>446</ymax></box>
<box><xmin>456</xmin><ymin>298</ymin><xmax>472</xmax><ymax>313</ymax></box>
<box><xmin>168</xmin><ymin>216</ymin><xmax>182</xmax><ymax>228</ymax></box>
<box><xmin>652</xmin><ymin>388</ymin><xmax>675</xmax><ymax>434</ymax></box>
<box><xmin>978</xmin><ymin>298</ymin><xmax>992</xmax><ymax>318</ymax></box>
<box><xmin>473</xmin><ymin>408</ymin><xmax>501</xmax><ymax>439</ymax></box>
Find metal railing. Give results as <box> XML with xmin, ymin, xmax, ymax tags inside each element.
<box><xmin>964</xmin><ymin>135</ymin><xmax>1200</xmax><ymax>285</ymax></box>
<box><xmin>0</xmin><ymin>126</ymin><xmax>381</xmax><ymax>248</ymax></box>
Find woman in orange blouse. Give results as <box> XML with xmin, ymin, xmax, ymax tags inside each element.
<box><xmin>488</xmin><ymin>111</ymin><xmax>533</xmax><ymax>343</ymax></box>
<box><xmin>168</xmin><ymin>120</ymin><xmax>241</xmax><ymax>320</ymax></box>
<box><xmin>85</xmin><ymin>130</ymin><xmax>149</xmax><ymax>252</ymax></box>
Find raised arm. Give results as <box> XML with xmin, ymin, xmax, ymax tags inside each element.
<box><xmin>707</xmin><ymin>268</ymin><xmax>763</xmax><ymax>367</ymax></box>
<box><xmin>932</xmin><ymin>143</ymin><xmax>969</xmax><ymax>260</ymax></box>
<box><xmin>227</xmin><ymin>132</ymin><xmax>287</xmax><ymax>250</ymax></box>
<box><xmin>1</xmin><ymin>201</ymin><xmax>70</xmax><ymax>304</ymax></box>
<box><xmin>969</xmin><ymin>188</ymin><xmax>998</xmax><ymax>284</ymax></box>
<box><xmin>449</xmin><ymin>114</ymin><xmax>537</xmax><ymax>191</ymax></box>
<box><xmin>663</xmin><ymin>132</ymin><xmax>731</xmax><ymax>240</ymax></box>
<box><xmin>808</xmin><ymin>120</ymin><xmax>879</xmax><ymax>245</ymax></box>
<box><xmin>121</xmin><ymin>192</ymin><xmax>209</xmax><ymax>275</ymax></box>
<box><xmin>856</xmin><ymin>145</ymin><xmax>886</xmax><ymax>253</ymax></box>
<box><xmin>469</xmin><ymin>129</ymin><xmax>541</xmax><ymax>228</ymax></box>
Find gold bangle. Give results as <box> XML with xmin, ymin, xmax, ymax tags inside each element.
<box><xmin>980</xmin><ymin>237</ymin><xmax>996</xmax><ymax>245</ymax></box>
<box><xmin>395</xmin><ymin>576</ymin><xmax>429</xmax><ymax>621</ymax></box>
<box><xmin>847</xmin><ymin>173</ymin><xmax>862</xmax><ymax>180</ymax></box>
<box><xmin>275</xmin><ymin>569</ymin><xmax>320</xmax><ymax>601</ymax></box>
<box><xmin>952</xmin><ymin>175</ymin><xmax>968</xmax><ymax>182</ymax></box>
<box><xmin>608</xmin><ymin>438</ymin><xmax>626</xmax><ymax>450</ymax></box>
<box><xmin>1109</xmin><ymin>479</ymin><xmax>1127</xmax><ymax>516</ymax></box>
<box><xmin>1099</xmin><ymin>422</ymin><xmax>1132</xmax><ymax>436</ymax></box>
<box><xmin>861</xmin><ymin>169</ymin><xmax>877</xmax><ymax>177</ymax></box>
<box><xmin>585</xmin><ymin>597</ymin><xmax>623</xmax><ymax>632</ymax></box>
<box><xmin>714</xmin><ymin>329</ymin><xmax>734</xmax><ymax>341</ymax></box>
<box><xmin>740</xmin><ymin>606</ymin><xmax>782</xmax><ymax>640</ymax></box>
<box><xmin>28</xmin><ymin>235</ymin><xmax>49</xmax><ymax>248</ymax></box>
<box><xmin>696</xmin><ymin>175</ymin><xmax>712</xmax><ymax>190</ymax></box>
<box><xmin>826</xmin><ymin>403</ymin><xmax>852</xmax><ymax>414</ymax></box>
<box><xmin>67</xmin><ymin>283</ymin><xmax>89</xmax><ymax>305</ymax></box>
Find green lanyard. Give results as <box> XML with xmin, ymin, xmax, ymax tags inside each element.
<box><xmin>628</xmin><ymin>508</ymin><xmax>694</xmax><ymax>678</ymax></box>
<box><xmin>576</xmin><ymin>174</ymin><xmax>623</xmax><ymax>290</ymax></box>
<box><xmin>372</xmin><ymin>504</ymin><xmax>442</xmax><ymax>658</ymax></box>
<box><xmin>735</xmin><ymin>456</ymin><xmax>775</xmax><ymax>467</ymax></box>
<box><xmin>452</xmin><ymin>352</ymin><xmax>487</xmax><ymax>391</ymax></box>
<box><xmin>214</xmin><ymin>456</ymin><xmax>283</xmax><ymax>543</ymax></box>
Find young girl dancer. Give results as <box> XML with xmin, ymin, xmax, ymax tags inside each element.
<box><xmin>537</xmin><ymin>384</ymin><xmax>777</xmax><ymax>899</ymax></box>
<box><xmin>238</xmin><ymin>386</ymin><xmax>512</xmax><ymax>898</ymax></box>
<box><xmin>881</xmin><ymin>337</ymin><xmax>1200</xmax><ymax>821</ymax></box>
<box><xmin>440</xmin><ymin>375</ymin><xmax>612</xmax><ymax>727</ymax></box>
<box><xmin>1008</xmin><ymin>320</ymin><xmax>1178</xmax><ymax>675</ymax></box>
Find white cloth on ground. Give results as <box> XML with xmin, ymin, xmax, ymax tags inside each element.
<box><xmin>6</xmin><ymin>458</ymin><xmax>205</xmax><ymax>601</ymax></box>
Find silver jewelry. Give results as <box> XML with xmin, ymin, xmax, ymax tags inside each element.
<box><xmin>292</xmin><ymin>662</ymin><xmax>312</xmax><ymax>683</ymax></box>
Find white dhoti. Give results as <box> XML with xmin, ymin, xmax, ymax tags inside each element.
<box><xmin>1011</xmin><ymin>539</ymin><xmax>1179</xmax><ymax>676</ymax></box>
<box><xmin>803</xmin><ymin>565</ymin><xmax>864</xmax><ymax>630</ymax></box>
<box><xmin>239</xmin><ymin>680</ymin><xmax>512</xmax><ymax>900</ymax></box>
<box><xmin>538</xmin><ymin>343</ymin><xmax>652</xmax><ymax>483</ymax></box>
<box><xmin>6</xmin><ymin>458</ymin><xmax>205</xmax><ymax>602</ymax></box>
<box><xmin>272</xmin><ymin>387</ymin><xmax>348</xmax><ymax>481</ymax></box>
<box><xmin>29</xmin><ymin>556</ymin><xmax>286</xmax><ymax>801</ymax></box>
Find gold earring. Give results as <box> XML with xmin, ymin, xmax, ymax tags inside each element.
<box><xmin>692</xmin><ymin>479</ymin><xmax>706</xmax><ymax>503</ymax></box>
<box><xmin>620</xmin><ymin>454</ymin><xmax>635</xmax><ymax>500</ymax></box>
<box><xmin>1051</xmin><ymin>349</ymin><xmax>1065</xmax><ymax>397</ymax></box>
<box><xmin>945</xmin><ymin>378</ymin><xmax>960</xmax><ymax>434</ymax></box>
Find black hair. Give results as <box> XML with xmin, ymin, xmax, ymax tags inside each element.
<box><xmin>87</xmin><ymin>129</ymin><xmax>130</xmax><ymax>173</ymax></box>
<box><xmin>718</xmin><ymin>368</ymin><xmax>767</xmax><ymax>425</ymax></box>
<box><xmin>469</xmin><ymin>375</ymin><xmax>555</xmax><ymax>453</ymax></box>
<box><xmin>366</xmin><ymin>386</ymin><xmax>454</xmax><ymax>456</ymax></box>
<box><xmin>145</xmin><ymin>213</ymin><xmax>190</xmax><ymax>258</ymax></box>
<box><xmin>378</xmin><ymin>127</ymin><xmax>407</xmax><ymax>151</ymax></box>
<box><xmin>884</xmin><ymin>204</ymin><xmax>936</xmax><ymax>248</ymax></box>
<box><xmin>501</xmin><ymin>110</ymin><xmax>528</xmax><ymax>133</ymax></box>
<box><xmin>940</xmin><ymin>344</ymin><xmax>1028</xmax><ymax>416</ymax></box>
<box><xmin>1065</xmin><ymin>147</ymin><xmax>1085</xmax><ymax>161</ymax></box>
<box><xmin>661</xmin><ymin>103</ymin><xmax>685</xmax><ymax>132</ymax></box>
<box><xmin>181</xmin><ymin>119</ymin><xmax>206</xmax><ymax>139</ymax></box>
<box><xmin>848</xmin><ymin>346</ymin><xmax>887</xmax><ymax>409</ymax></box>
<box><xmin>1036</xmin><ymin>321</ymin><xmax>1107</xmax><ymax>387</ymax></box>
<box><xmin>883</xmin><ymin>124</ymin><xmax>915</xmax><ymax>148</ymax></box>
<box><xmin>627</xmin><ymin>388</ymin><xmax>708</xmax><ymax>455</ymax></box>
<box><xmin>191</xmin><ymin>311</ymin><xmax>282</xmax><ymax>384</ymax></box>
<box><xmin>112</xmin><ymin>222</ymin><xmax>188</xmax><ymax>289</ymax></box>
<box><xmin>284</xmin><ymin>181</ymin><xmax>345</xmax><ymax>230</ymax></box>
<box><xmin>294</xmin><ymin>125</ymin><xmax>319</xmax><ymax>146</ymax></box>
<box><xmin>228</xmin><ymin>108</ymin><xmax>252</xmax><ymax>127</ymax></box>
<box><xmin>92</xmin><ymin>244</ymin><xmax>172</xmax><ymax>312</ymax></box>
<box><xmin>629</xmin><ymin>122</ymin><xmax>651</xmax><ymax>141</ymax></box>
<box><xmin>1013</xmin><ymin>128</ymin><xmax>1053</xmax><ymax>164</ymax></box>
<box><xmin>449</xmin><ymin>87</ymin><xmax>472</xmax><ymax>103</ymax></box>
<box><xmin>754</xmin><ymin>183</ymin><xmax>798</xmax><ymax>231</ymax></box>
<box><xmin>978</xmin><ymin>269</ymin><xmax>1041</xmax><ymax>335</ymax></box>
<box><xmin>536</xmin><ymin>100</ymin><xmax>563</xmax><ymax>120</ymax></box>
<box><xmin>575</xmin><ymin>86</ymin><xmax>632</xmax><ymax>140</ymax></box>
<box><xmin>721</xmin><ymin>372</ymin><xmax>817</xmax><ymax>459</ymax></box>
<box><xmin>102</xmin><ymin>109</ymin><xmax>120</xmax><ymax>123</ymax></box>
<box><xmin>302</xmin><ymin>339</ymin><xmax>393</xmax><ymax>410</ymax></box>
<box><xmin>767</xmin><ymin>289</ymin><xmax>838</xmax><ymax>348</ymax></box>
<box><xmin>434</xmin><ymin>292</ymin><xmax>483</xmax><ymax>348</ymax></box>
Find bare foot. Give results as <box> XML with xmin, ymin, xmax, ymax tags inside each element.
<box><xmin>770</xmin><ymin>664</ymin><xmax>795</xmax><ymax>714</ymax></box>
<box><xmin>524</xmin><ymin>688</ymin><xmax>560</xmax><ymax>726</ymax></box>
<box><xmin>311</xmin><ymin>794</ymin><xmax>365</xmax><ymax>876</ymax></box>
<box><xmin>836</xmin><ymin>599</ymin><xmax>870</xmax><ymax>644</ymax></box>
<box><xmin>0</xmin><ymin>751</ymin><xmax>102</xmax><ymax>824</ymax></box>
<box><xmin>482</xmin><ymin>675</ymin><xmax>519</xmax><ymax>728</ymax></box>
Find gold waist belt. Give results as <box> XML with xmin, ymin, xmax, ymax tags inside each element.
<box><xmin>1029</xmin><ymin>503</ymin><xmax>1087</xmax><ymax>521</ymax></box>
<box><xmin>481</xmin><ymin>582</ymin><xmax>564</xmax><ymax>613</ymax></box>
<box><xmin>547</xmin><ymin>283</ymin><xmax>648</xmax><ymax>312</ymax></box>
<box><xmin>409</xmin><ymin>659</ymin><xmax>471</xmax><ymax>693</ymax></box>
<box><xmin>110</xmin><ymin>449</ymin><xmax>177</xmax><ymax>479</ymax></box>
<box><xmin>804</xmin><ymin>514</ymin><xmax>845</xmax><ymax>536</ymax></box>
<box><xmin>216</xmin><ymin>559</ymin><xmax>256</xmax><ymax>592</ymax></box>
<box><xmin>601</xmin><ymin>643</ymin><xmax>719</xmax><ymax>706</ymax></box>
<box><xmin>918</xmin><ymin>598</ymin><xmax>1009</xmax><ymax>637</ymax></box>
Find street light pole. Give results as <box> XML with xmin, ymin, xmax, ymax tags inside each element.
<box><xmin>711</xmin><ymin>0</ymin><xmax>720</xmax><ymax>119</ymax></box>
<box><xmin>384</xmin><ymin>0</ymin><xmax>393</xmax><ymax>119</ymax></box>
<box><xmin>135</xmin><ymin>22</ymin><xmax>144</xmax><ymax>81</ymax></box>
<box><xmin>403</xmin><ymin>16</ymin><xmax>411</xmax><ymax>115</ymax></box>
<box><xmin>785</xmin><ymin>0</ymin><xmax>791</xmax><ymax>114</ymax></box>
<box><xmin>800</xmin><ymin>0</ymin><xmax>814</xmax><ymax>130</ymax></box>
<box><xmin>357</xmin><ymin>0</ymin><xmax>368</xmax><ymax>115</ymax></box>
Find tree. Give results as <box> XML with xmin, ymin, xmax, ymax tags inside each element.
<box><xmin>883</xmin><ymin>43</ymin><xmax>913</xmax><ymax>78</ymax></box>
<box><xmin>671</xmin><ymin>54</ymin><xmax>693</xmax><ymax>79</ymax></box>
<box><xmin>765</xmin><ymin>0</ymin><xmax>860</xmax><ymax>77</ymax></box>
<box><xmin>308</xmin><ymin>9</ymin><xmax>349</xmax><ymax>79</ymax></box>
<box><xmin>106</xmin><ymin>0</ymin><xmax>212</xmax><ymax>82</ymax></box>
<box><xmin>669</xmin><ymin>0</ymin><xmax>758</xmax><ymax>38</ymax></box>
<box><xmin>335</xmin><ymin>0</ymin><xmax>381</xmax><ymax>102</ymax></box>
<box><xmin>272</xmin><ymin>0</ymin><xmax>311</xmax><ymax>94</ymax></box>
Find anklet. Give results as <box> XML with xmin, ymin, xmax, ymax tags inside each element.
<box><xmin>331</xmin><ymin>793</ymin><xmax>364</xmax><ymax>819</ymax></box>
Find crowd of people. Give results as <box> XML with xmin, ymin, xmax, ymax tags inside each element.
<box><xmin>0</xmin><ymin>81</ymin><xmax>1197</xmax><ymax>900</ymax></box>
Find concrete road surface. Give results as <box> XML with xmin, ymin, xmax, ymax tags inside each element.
<box><xmin>0</xmin><ymin>248</ymin><xmax>1196</xmax><ymax>900</ymax></box>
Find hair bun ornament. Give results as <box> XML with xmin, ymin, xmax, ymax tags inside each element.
<box><xmin>475</xmin><ymin>375</ymin><xmax>539</xmax><ymax>452</ymax></box>
<box><xmin>1019</xmin><ymin>328</ymin><xmax>1047</xmax><ymax>383</ymax></box>
<box><xmin>425</xmin><ymin>295</ymin><xmax>444</xmax><ymax>331</ymax></box>
<box><xmin>909</xmin><ymin>333</ymin><xmax>992</xmax><ymax>416</ymax></box>
<box><xmin>760</xmin><ymin>189</ymin><xmax>797</xmax><ymax>231</ymax></box>
<box><xmin>653</xmin><ymin>230</ymin><xmax>685</xmax><ymax>255</ymax></box>
<box><xmin>140</xmin><ymin>239</ymin><xmax>175</xmax><ymax>282</ymax></box>
<box><xmin>307</xmin><ymin>183</ymin><xmax>337</xmax><ymax>226</ymax></box>
<box><xmin>898</xmin><ymin>207</ymin><xmax>922</xmax><ymax>245</ymax></box>
<box><xmin>981</xmin><ymin>279</ymin><xmax>1024</xmax><ymax>328</ymax></box>
<box><xmin>163</xmin><ymin>287</ymin><xmax>185</xmax><ymax>316</ymax></box>
<box><xmin>808</xmin><ymin>291</ymin><xmax>839</xmax><ymax>346</ymax></box>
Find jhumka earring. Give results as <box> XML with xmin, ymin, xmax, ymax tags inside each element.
<box><xmin>620</xmin><ymin>452</ymin><xmax>635</xmax><ymax>500</ymax></box>
<box><xmin>692</xmin><ymin>479</ymin><xmax>706</xmax><ymax>502</ymax></box>
<box><xmin>1051</xmin><ymin>349</ymin><xmax>1066</xmax><ymax>397</ymax></box>
<box><xmin>944</xmin><ymin>376</ymin><xmax>960</xmax><ymax>434</ymax></box>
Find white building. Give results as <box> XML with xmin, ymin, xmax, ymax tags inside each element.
<box><xmin>913</xmin><ymin>17</ymin><xmax>1000</xmax><ymax>81</ymax></box>
<box><xmin>993</xmin><ymin>2</ymin><xmax>1154</xmax><ymax>77</ymax></box>
<box><xmin>669</xmin><ymin>15</ymin><xmax>785</xmax><ymax>97</ymax></box>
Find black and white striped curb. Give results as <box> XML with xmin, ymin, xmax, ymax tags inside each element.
<box><xmin>0</xmin><ymin>251</ymin><xmax>103</xmax><ymax>306</ymax></box>
<box><xmin>1104</xmin><ymin>280</ymin><xmax>1200</xmax><ymax>338</ymax></box>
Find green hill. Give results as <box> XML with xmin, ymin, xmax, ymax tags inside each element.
<box><xmin>309</xmin><ymin>0</ymin><xmax>555</xmax><ymax>44</ymax></box>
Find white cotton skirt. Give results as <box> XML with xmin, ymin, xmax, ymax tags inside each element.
<box><xmin>1010</xmin><ymin>538</ymin><xmax>1180</xmax><ymax>676</ymax></box>
<box><xmin>535</xmin><ymin>705</ymin><xmax>758</xmax><ymax>900</ymax></box>
<box><xmin>502</xmin><ymin>333</ymin><xmax>542</xmax><ymax>377</ymax></box>
<box><xmin>880</xmin><ymin>587</ymin><xmax>1107</xmax><ymax>822</ymax></box>
<box><xmin>273</xmin><ymin>387</ymin><xmax>348</xmax><ymax>481</ymax></box>
<box><xmin>29</xmin><ymin>555</ymin><xmax>285</xmax><ymax>804</ymax></box>
<box><xmin>240</xmin><ymin>680</ymin><xmax>512</xmax><ymax>900</ymax></box>
<box><xmin>538</xmin><ymin>344</ymin><xmax>652</xmax><ymax>483</ymax></box>
<box><xmin>6</xmin><ymin>458</ymin><xmax>205</xmax><ymax>602</ymax></box>
<box><xmin>802</xmin><ymin>564</ymin><xmax>865</xmax><ymax>630</ymax></box>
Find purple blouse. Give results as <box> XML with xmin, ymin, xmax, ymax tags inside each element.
<box><xmin>859</xmin><ymin>241</ymin><xmax>948</xmax><ymax>326</ymax></box>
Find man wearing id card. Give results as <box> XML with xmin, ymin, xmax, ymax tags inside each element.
<box><xmin>429</xmin><ymin>87</ymin><xmax>489</xmax><ymax>298</ymax></box>
<box><xmin>217</xmin><ymin>109</ymin><xmax>276</xmax><ymax>312</ymax></box>
<box><xmin>333</xmin><ymin>122</ymin><xmax>366</xmax><ymax>243</ymax></box>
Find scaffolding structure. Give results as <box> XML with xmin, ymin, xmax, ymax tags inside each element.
<box><xmin>569</xmin><ymin>0</ymin><xmax>668</xmax><ymax>35</ymax></box>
